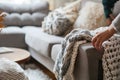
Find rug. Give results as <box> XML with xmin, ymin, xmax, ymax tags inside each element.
<box><xmin>24</xmin><ymin>64</ymin><xmax>52</xmax><ymax>80</ymax></box>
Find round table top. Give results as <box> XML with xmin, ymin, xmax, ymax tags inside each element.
<box><xmin>0</xmin><ymin>47</ymin><xmax>30</xmax><ymax>63</ymax></box>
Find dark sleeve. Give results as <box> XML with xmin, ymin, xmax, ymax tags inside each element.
<box><xmin>102</xmin><ymin>0</ymin><xmax>118</xmax><ymax>18</ymax></box>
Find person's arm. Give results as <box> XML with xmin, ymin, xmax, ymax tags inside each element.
<box><xmin>111</xmin><ymin>13</ymin><xmax>120</xmax><ymax>33</ymax></box>
<box><xmin>102</xmin><ymin>0</ymin><xmax>118</xmax><ymax>18</ymax></box>
<box><xmin>102</xmin><ymin>0</ymin><xmax>118</xmax><ymax>25</ymax></box>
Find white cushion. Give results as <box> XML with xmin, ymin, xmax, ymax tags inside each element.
<box><xmin>74</xmin><ymin>1</ymin><xmax>106</xmax><ymax>30</ymax></box>
<box><xmin>1</xmin><ymin>26</ymin><xmax>24</xmax><ymax>34</ymax></box>
<box><xmin>51</xmin><ymin>44</ymin><xmax>61</xmax><ymax>61</ymax></box>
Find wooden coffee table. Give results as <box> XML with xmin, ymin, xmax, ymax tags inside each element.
<box><xmin>0</xmin><ymin>47</ymin><xmax>30</xmax><ymax>64</ymax></box>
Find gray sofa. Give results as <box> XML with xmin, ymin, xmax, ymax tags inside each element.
<box><xmin>0</xmin><ymin>0</ymin><xmax>102</xmax><ymax>80</ymax></box>
<box><xmin>0</xmin><ymin>0</ymin><xmax>49</xmax><ymax>49</ymax></box>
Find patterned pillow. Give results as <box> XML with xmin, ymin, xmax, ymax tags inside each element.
<box><xmin>0</xmin><ymin>58</ymin><xmax>28</xmax><ymax>80</ymax></box>
<box><xmin>42</xmin><ymin>0</ymin><xmax>82</xmax><ymax>36</ymax></box>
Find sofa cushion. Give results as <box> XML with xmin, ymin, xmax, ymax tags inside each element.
<box><xmin>51</xmin><ymin>44</ymin><xmax>61</xmax><ymax>61</ymax></box>
<box><xmin>0</xmin><ymin>0</ymin><xmax>49</xmax><ymax>26</ymax></box>
<box><xmin>23</xmin><ymin>26</ymin><xmax>64</xmax><ymax>57</ymax></box>
<box><xmin>4</xmin><ymin>13</ymin><xmax>47</xmax><ymax>27</ymax></box>
<box><xmin>0</xmin><ymin>26</ymin><xmax>27</xmax><ymax>48</ymax></box>
<box><xmin>1</xmin><ymin>26</ymin><xmax>24</xmax><ymax>33</ymax></box>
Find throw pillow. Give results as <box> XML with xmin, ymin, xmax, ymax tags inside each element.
<box><xmin>0</xmin><ymin>58</ymin><xmax>28</xmax><ymax>80</ymax></box>
<box><xmin>74</xmin><ymin>1</ymin><xmax>106</xmax><ymax>30</ymax></box>
<box><xmin>42</xmin><ymin>0</ymin><xmax>82</xmax><ymax>36</ymax></box>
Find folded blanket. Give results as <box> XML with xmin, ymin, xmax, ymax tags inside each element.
<box><xmin>53</xmin><ymin>28</ymin><xmax>92</xmax><ymax>80</ymax></box>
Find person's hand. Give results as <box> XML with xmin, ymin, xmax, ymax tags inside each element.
<box><xmin>106</xmin><ymin>18</ymin><xmax>112</xmax><ymax>26</ymax></box>
<box><xmin>92</xmin><ymin>26</ymin><xmax>116</xmax><ymax>50</ymax></box>
<box><xmin>109</xmin><ymin>14</ymin><xmax>115</xmax><ymax>20</ymax></box>
<box><xmin>106</xmin><ymin>14</ymin><xmax>115</xmax><ymax>26</ymax></box>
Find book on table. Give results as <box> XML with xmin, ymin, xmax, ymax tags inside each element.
<box><xmin>0</xmin><ymin>47</ymin><xmax>14</xmax><ymax>54</ymax></box>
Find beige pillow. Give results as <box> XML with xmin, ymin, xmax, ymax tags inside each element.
<box><xmin>74</xmin><ymin>1</ymin><xmax>106</xmax><ymax>30</ymax></box>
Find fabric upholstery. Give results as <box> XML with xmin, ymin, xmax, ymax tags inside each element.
<box><xmin>78</xmin><ymin>43</ymin><xmax>102</xmax><ymax>80</ymax></box>
<box><xmin>23</xmin><ymin>26</ymin><xmax>64</xmax><ymax>57</ymax></box>
<box><xmin>0</xmin><ymin>0</ymin><xmax>49</xmax><ymax>26</ymax></box>
<box><xmin>4</xmin><ymin>13</ymin><xmax>47</xmax><ymax>26</ymax></box>
<box><xmin>0</xmin><ymin>27</ymin><xmax>27</xmax><ymax>49</ymax></box>
<box><xmin>28</xmin><ymin>47</ymin><xmax>54</xmax><ymax>72</ymax></box>
<box><xmin>51</xmin><ymin>44</ymin><xmax>61</xmax><ymax>61</ymax></box>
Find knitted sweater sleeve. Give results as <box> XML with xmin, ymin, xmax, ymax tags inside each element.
<box><xmin>102</xmin><ymin>0</ymin><xmax>118</xmax><ymax>18</ymax></box>
<box><xmin>112</xmin><ymin>13</ymin><xmax>120</xmax><ymax>33</ymax></box>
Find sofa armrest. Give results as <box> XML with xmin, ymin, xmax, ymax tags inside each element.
<box><xmin>74</xmin><ymin>43</ymin><xmax>102</xmax><ymax>80</ymax></box>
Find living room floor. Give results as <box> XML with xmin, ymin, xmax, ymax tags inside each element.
<box><xmin>23</xmin><ymin>57</ymin><xmax>56</xmax><ymax>80</ymax></box>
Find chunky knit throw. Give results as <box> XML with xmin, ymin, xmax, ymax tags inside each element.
<box><xmin>102</xmin><ymin>35</ymin><xmax>120</xmax><ymax>80</ymax></box>
<box><xmin>54</xmin><ymin>28</ymin><xmax>92</xmax><ymax>80</ymax></box>
<box><xmin>54</xmin><ymin>27</ymin><xmax>120</xmax><ymax>80</ymax></box>
<box><xmin>0</xmin><ymin>58</ymin><xmax>28</xmax><ymax>80</ymax></box>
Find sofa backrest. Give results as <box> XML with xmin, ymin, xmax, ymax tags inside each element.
<box><xmin>0</xmin><ymin>0</ymin><xmax>49</xmax><ymax>27</ymax></box>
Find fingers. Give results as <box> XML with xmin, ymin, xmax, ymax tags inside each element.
<box><xmin>106</xmin><ymin>14</ymin><xmax>115</xmax><ymax>26</ymax></box>
<box><xmin>98</xmin><ymin>40</ymin><xmax>103</xmax><ymax>50</ymax></box>
<box><xmin>92</xmin><ymin>35</ymin><xmax>97</xmax><ymax>47</ymax></box>
<box><xmin>92</xmin><ymin>34</ymin><xmax>104</xmax><ymax>50</ymax></box>
<box><xmin>94</xmin><ymin>38</ymin><xmax>100</xmax><ymax>50</ymax></box>
<box><xmin>92</xmin><ymin>34</ymin><xmax>103</xmax><ymax>50</ymax></box>
<box><xmin>106</xmin><ymin>18</ymin><xmax>112</xmax><ymax>26</ymax></box>
<box><xmin>109</xmin><ymin>14</ymin><xmax>115</xmax><ymax>20</ymax></box>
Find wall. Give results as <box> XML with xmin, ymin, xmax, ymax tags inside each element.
<box><xmin>47</xmin><ymin>0</ymin><xmax>76</xmax><ymax>10</ymax></box>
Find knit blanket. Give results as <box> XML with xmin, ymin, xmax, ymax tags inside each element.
<box><xmin>53</xmin><ymin>28</ymin><xmax>92</xmax><ymax>80</ymax></box>
<box><xmin>53</xmin><ymin>27</ymin><xmax>120</xmax><ymax>80</ymax></box>
<box><xmin>102</xmin><ymin>35</ymin><xmax>120</xmax><ymax>80</ymax></box>
<box><xmin>0</xmin><ymin>58</ymin><xmax>28</xmax><ymax>80</ymax></box>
